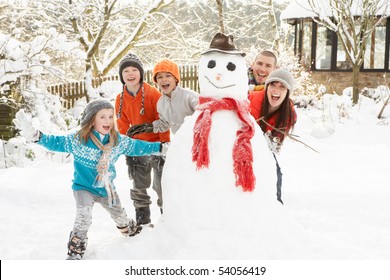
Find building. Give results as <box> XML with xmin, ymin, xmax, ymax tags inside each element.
<box><xmin>281</xmin><ymin>0</ymin><xmax>390</xmax><ymax>94</ymax></box>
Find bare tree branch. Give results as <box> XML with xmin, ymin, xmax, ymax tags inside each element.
<box><xmin>256</xmin><ymin>117</ymin><xmax>320</xmax><ymax>154</ymax></box>
<box><xmin>377</xmin><ymin>87</ymin><xmax>390</xmax><ymax>119</ymax></box>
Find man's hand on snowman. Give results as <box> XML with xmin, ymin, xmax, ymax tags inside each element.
<box><xmin>14</xmin><ymin>110</ymin><xmax>40</xmax><ymax>142</ymax></box>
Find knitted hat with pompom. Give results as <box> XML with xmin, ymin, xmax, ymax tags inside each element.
<box><xmin>119</xmin><ymin>53</ymin><xmax>144</xmax><ymax>85</ymax></box>
<box><xmin>153</xmin><ymin>59</ymin><xmax>180</xmax><ymax>83</ymax></box>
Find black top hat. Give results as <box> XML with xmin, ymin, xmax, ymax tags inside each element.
<box><xmin>202</xmin><ymin>32</ymin><xmax>246</xmax><ymax>57</ymax></box>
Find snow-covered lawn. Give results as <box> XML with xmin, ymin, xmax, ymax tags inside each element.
<box><xmin>1</xmin><ymin>94</ymin><xmax>390</xmax><ymax>279</ymax></box>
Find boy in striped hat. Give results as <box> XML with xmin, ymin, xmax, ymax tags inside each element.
<box><xmin>115</xmin><ymin>53</ymin><xmax>170</xmax><ymax>226</ymax></box>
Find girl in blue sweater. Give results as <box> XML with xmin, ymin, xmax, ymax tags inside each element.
<box><xmin>26</xmin><ymin>99</ymin><xmax>167</xmax><ymax>260</ymax></box>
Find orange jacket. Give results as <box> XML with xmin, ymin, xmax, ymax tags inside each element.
<box><xmin>115</xmin><ymin>82</ymin><xmax>170</xmax><ymax>142</ymax></box>
<box><xmin>248</xmin><ymin>89</ymin><xmax>296</xmax><ymax>141</ymax></box>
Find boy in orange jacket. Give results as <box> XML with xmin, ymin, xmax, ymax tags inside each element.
<box><xmin>115</xmin><ymin>53</ymin><xmax>170</xmax><ymax>226</ymax></box>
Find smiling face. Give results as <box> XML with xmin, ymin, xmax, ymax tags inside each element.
<box><xmin>266</xmin><ymin>81</ymin><xmax>288</xmax><ymax>113</ymax></box>
<box><xmin>155</xmin><ymin>72</ymin><xmax>177</xmax><ymax>96</ymax></box>
<box><xmin>199</xmin><ymin>52</ymin><xmax>248</xmax><ymax>100</ymax></box>
<box><xmin>252</xmin><ymin>54</ymin><xmax>276</xmax><ymax>85</ymax></box>
<box><xmin>122</xmin><ymin>66</ymin><xmax>141</xmax><ymax>91</ymax></box>
<box><xmin>93</xmin><ymin>108</ymin><xmax>115</xmax><ymax>135</ymax></box>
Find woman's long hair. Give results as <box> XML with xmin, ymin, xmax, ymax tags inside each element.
<box><xmin>75</xmin><ymin>113</ymin><xmax>119</xmax><ymax>146</ymax></box>
<box><xmin>259</xmin><ymin>84</ymin><xmax>295</xmax><ymax>142</ymax></box>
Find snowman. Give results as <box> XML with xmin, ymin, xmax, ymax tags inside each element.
<box><xmin>152</xmin><ymin>33</ymin><xmax>301</xmax><ymax>257</ymax></box>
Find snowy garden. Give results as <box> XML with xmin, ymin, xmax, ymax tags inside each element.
<box><xmin>1</xmin><ymin>1</ymin><xmax>390</xmax><ymax>280</ymax></box>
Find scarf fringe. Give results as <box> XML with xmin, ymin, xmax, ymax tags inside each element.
<box><xmin>234</xmin><ymin>161</ymin><xmax>255</xmax><ymax>192</ymax></box>
<box><xmin>93</xmin><ymin>173</ymin><xmax>116</xmax><ymax>208</ymax></box>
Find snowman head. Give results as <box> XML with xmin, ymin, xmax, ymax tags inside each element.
<box><xmin>198</xmin><ymin>33</ymin><xmax>249</xmax><ymax>101</ymax></box>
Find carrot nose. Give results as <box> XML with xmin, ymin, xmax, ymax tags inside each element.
<box><xmin>215</xmin><ymin>74</ymin><xmax>222</xmax><ymax>81</ymax></box>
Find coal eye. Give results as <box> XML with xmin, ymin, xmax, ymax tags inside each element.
<box><xmin>208</xmin><ymin>60</ymin><xmax>216</xmax><ymax>68</ymax></box>
<box><xmin>227</xmin><ymin>62</ymin><xmax>236</xmax><ymax>71</ymax></box>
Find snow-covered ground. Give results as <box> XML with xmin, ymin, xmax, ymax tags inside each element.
<box><xmin>1</xmin><ymin>92</ymin><xmax>390</xmax><ymax>279</ymax></box>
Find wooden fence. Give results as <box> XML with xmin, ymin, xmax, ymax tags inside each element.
<box><xmin>48</xmin><ymin>65</ymin><xmax>199</xmax><ymax>109</ymax></box>
<box><xmin>0</xmin><ymin>104</ymin><xmax>17</xmax><ymax>141</ymax></box>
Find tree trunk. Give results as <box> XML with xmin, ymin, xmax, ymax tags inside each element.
<box><xmin>352</xmin><ymin>64</ymin><xmax>360</xmax><ymax>104</ymax></box>
<box><xmin>267</xmin><ymin>0</ymin><xmax>279</xmax><ymax>50</ymax></box>
<box><xmin>216</xmin><ymin>0</ymin><xmax>225</xmax><ymax>33</ymax></box>
<box><xmin>84</xmin><ymin>63</ymin><xmax>98</xmax><ymax>103</ymax></box>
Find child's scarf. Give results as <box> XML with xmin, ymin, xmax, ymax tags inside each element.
<box><xmin>90</xmin><ymin>133</ymin><xmax>116</xmax><ymax>207</ymax></box>
<box><xmin>192</xmin><ymin>96</ymin><xmax>256</xmax><ymax>192</ymax></box>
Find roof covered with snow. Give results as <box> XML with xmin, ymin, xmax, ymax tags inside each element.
<box><xmin>281</xmin><ymin>0</ymin><xmax>390</xmax><ymax>20</ymax></box>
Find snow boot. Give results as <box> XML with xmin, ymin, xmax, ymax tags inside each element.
<box><xmin>117</xmin><ymin>219</ymin><xmax>142</xmax><ymax>237</ymax></box>
<box><xmin>135</xmin><ymin>206</ymin><xmax>151</xmax><ymax>225</ymax></box>
<box><xmin>66</xmin><ymin>232</ymin><xmax>87</xmax><ymax>260</ymax></box>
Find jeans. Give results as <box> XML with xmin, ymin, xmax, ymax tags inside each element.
<box><xmin>72</xmin><ymin>190</ymin><xmax>130</xmax><ymax>239</ymax></box>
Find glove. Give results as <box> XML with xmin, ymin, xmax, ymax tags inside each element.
<box><xmin>160</xmin><ymin>142</ymin><xmax>170</xmax><ymax>157</ymax></box>
<box><xmin>264</xmin><ymin>131</ymin><xmax>281</xmax><ymax>155</ymax></box>
<box><xmin>13</xmin><ymin>109</ymin><xmax>40</xmax><ymax>142</ymax></box>
<box><xmin>126</xmin><ymin>123</ymin><xmax>154</xmax><ymax>138</ymax></box>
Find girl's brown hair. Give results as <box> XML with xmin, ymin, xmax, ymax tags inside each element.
<box><xmin>259</xmin><ymin>84</ymin><xmax>296</xmax><ymax>142</ymax></box>
<box><xmin>75</xmin><ymin>111</ymin><xmax>119</xmax><ymax>146</ymax></box>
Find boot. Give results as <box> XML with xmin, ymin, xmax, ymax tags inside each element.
<box><xmin>66</xmin><ymin>231</ymin><xmax>87</xmax><ymax>260</ymax></box>
<box><xmin>135</xmin><ymin>206</ymin><xmax>151</xmax><ymax>225</ymax></box>
<box><xmin>117</xmin><ymin>219</ymin><xmax>142</xmax><ymax>236</ymax></box>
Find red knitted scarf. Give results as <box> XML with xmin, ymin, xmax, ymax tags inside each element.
<box><xmin>192</xmin><ymin>96</ymin><xmax>256</xmax><ymax>192</ymax></box>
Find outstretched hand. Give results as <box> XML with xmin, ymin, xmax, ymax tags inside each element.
<box><xmin>127</xmin><ymin>123</ymin><xmax>154</xmax><ymax>138</ymax></box>
<box><xmin>13</xmin><ymin>110</ymin><xmax>40</xmax><ymax>142</ymax></box>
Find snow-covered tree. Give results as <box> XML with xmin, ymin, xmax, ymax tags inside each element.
<box><xmin>307</xmin><ymin>0</ymin><xmax>390</xmax><ymax>104</ymax></box>
<box><xmin>0</xmin><ymin>30</ymin><xmax>72</xmax><ymax>116</ymax></box>
<box><xmin>0</xmin><ymin>33</ymin><xmax>71</xmax><ymax>167</ymax></box>
<box><xmin>27</xmin><ymin>0</ymin><xmax>182</xmax><ymax>100</ymax></box>
<box><xmin>0</xmin><ymin>2</ymin><xmax>78</xmax><ymax>167</ymax></box>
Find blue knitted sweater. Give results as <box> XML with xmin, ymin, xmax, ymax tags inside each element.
<box><xmin>37</xmin><ymin>130</ymin><xmax>161</xmax><ymax>197</ymax></box>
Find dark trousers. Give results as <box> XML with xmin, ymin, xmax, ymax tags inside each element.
<box><xmin>126</xmin><ymin>155</ymin><xmax>165</xmax><ymax>209</ymax></box>
<box><xmin>273</xmin><ymin>153</ymin><xmax>283</xmax><ymax>204</ymax></box>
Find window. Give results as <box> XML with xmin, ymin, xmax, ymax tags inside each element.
<box><xmin>336</xmin><ymin>38</ymin><xmax>352</xmax><ymax>69</ymax></box>
<box><xmin>295</xmin><ymin>20</ymin><xmax>302</xmax><ymax>56</ymax></box>
<box><xmin>315</xmin><ymin>26</ymin><xmax>332</xmax><ymax>69</ymax></box>
<box><xmin>301</xmin><ymin>21</ymin><xmax>312</xmax><ymax>68</ymax></box>
<box><xmin>293</xmin><ymin>18</ymin><xmax>389</xmax><ymax>71</ymax></box>
<box><xmin>364</xmin><ymin>21</ymin><xmax>386</xmax><ymax>69</ymax></box>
